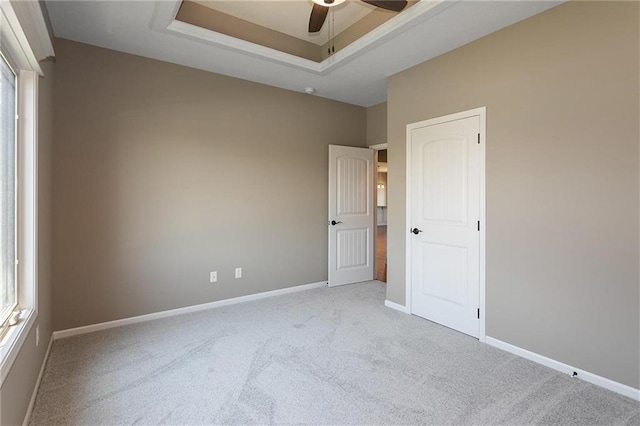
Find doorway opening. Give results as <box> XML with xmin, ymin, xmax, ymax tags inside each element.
<box><xmin>372</xmin><ymin>146</ymin><xmax>388</xmax><ymax>283</ymax></box>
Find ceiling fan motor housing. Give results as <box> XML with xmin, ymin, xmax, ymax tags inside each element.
<box><xmin>311</xmin><ymin>0</ymin><xmax>346</xmax><ymax>7</ymax></box>
<box><xmin>309</xmin><ymin>0</ymin><xmax>406</xmax><ymax>33</ymax></box>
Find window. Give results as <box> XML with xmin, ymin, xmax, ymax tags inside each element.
<box><xmin>0</xmin><ymin>0</ymin><xmax>52</xmax><ymax>385</ymax></box>
<box><xmin>0</xmin><ymin>54</ymin><xmax>17</xmax><ymax>335</ymax></box>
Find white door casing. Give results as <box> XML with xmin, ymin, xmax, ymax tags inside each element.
<box><xmin>406</xmin><ymin>108</ymin><xmax>486</xmax><ymax>340</ymax></box>
<box><xmin>328</xmin><ymin>145</ymin><xmax>375</xmax><ymax>287</ymax></box>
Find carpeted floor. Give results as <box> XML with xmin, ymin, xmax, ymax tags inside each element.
<box><xmin>31</xmin><ymin>281</ymin><xmax>639</xmax><ymax>425</ymax></box>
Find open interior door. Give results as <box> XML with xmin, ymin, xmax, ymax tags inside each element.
<box><xmin>328</xmin><ymin>145</ymin><xmax>375</xmax><ymax>287</ymax></box>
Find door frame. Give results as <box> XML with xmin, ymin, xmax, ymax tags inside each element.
<box><xmin>369</xmin><ymin>143</ymin><xmax>388</xmax><ymax>282</ymax></box>
<box><xmin>405</xmin><ymin>107</ymin><xmax>486</xmax><ymax>342</ymax></box>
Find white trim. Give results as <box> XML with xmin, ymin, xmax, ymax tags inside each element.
<box><xmin>0</xmin><ymin>70</ymin><xmax>40</xmax><ymax>386</ymax></box>
<box><xmin>478</xmin><ymin>109</ymin><xmax>486</xmax><ymax>343</ymax></box>
<box><xmin>384</xmin><ymin>299</ymin><xmax>410</xmax><ymax>314</ymax></box>
<box><xmin>7</xmin><ymin>0</ymin><xmax>55</xmax><ymax>63</ymax></box>
<box><xmin>405</xmin><ymin>120</ymin><xmax>411</xmax><ymax>310</ymax></box>
<box><xmin>405</xmin><ymin>107</ymin><xmax>487</xmax><ymax>341</ymax></box>
<box><xmin>370</xmin><ymin>143</ymin><xmax>388</xmax><ymax>279</ymax></box>
<box><xmin>0</xmin><ymin>1</ymin><xmax>43</xmax><ymax>75</ymax></box>
<box><xmin>21</xmin><ymin>335</ymin><xmax>53</xmax><ymax>426</ymax></box>
<box><xmin>17</xmin><ymin>70</ymin><xmax>38</xmax><ymax>315</ymax></box>
<box><xmin>369</xmin><ymin>143</ymin><xmax>388</xmax><ymax>150</ymax></box>
<box><xmin>486</xmin><ymin>336</ymin><xmax>640</xmax><ymax>402</ymax></box>
<box><xmin>53</xmin><ymin>281</ymin><xmax>328</xmax><ymax>340</ymax></box>
<box><xmin>166</xmin><ymin>20</ymin><xmax>322</xmax><ymax>73</ymax></box>
<box><xmin>154</xmin><ymin>0</ymin><xmax>454</xmax><ymax>75</ymax></box>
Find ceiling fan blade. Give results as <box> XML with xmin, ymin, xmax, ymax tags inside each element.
<box><xmin>309</xmin><ymin>3</ymin><xmax>329</xmax><ymax>33</ymax></box>
<box><xmin>360</xmin><ymin>0</ymin><xmax>408</xmax><ymax>12</ymax></box>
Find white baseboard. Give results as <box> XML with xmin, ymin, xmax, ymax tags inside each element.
<box><xmin>53</xmin><ymin>281</ymin><xmax>328</xmax><ymax>340</ymax></box>
<box><xmin>384</xmin><ymin>299</ymin><xmax>410</xmax><ymax>314</ymax></box>
<box><xmin>485</xmin><ymin>336</ymin><xmax>640</xmax><ymax>401</ymax></box>
<box><xmin>22</xmin><ymin>335</ymin><xmax>53</xmax><ymax>426</ymax></box>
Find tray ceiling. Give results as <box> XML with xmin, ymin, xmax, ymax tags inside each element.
<box><xmin>192</xmin><ymin>0</ymin><xmax>378</xmax><ymax>46</ymax></box>
<box><xmin>177</xmin><ymin>0</ymin><xmax>412</xmax><ymax>62</ymax></box>
<box><xmin>45</xmin><ymin>0</ymin><xmax>563</xmax><ymax>107</ymax></box>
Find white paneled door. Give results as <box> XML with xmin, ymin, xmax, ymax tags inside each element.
<box><xmin>328</xmin><ymin>145</ymin><xmax>375</xmax><ymax>287</ymax></box>
<box><xmin>408</xmin><ymin>112</ymin><xmax>482</xmax><ymax>338</ymax></box>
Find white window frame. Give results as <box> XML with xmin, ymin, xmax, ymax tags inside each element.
<box><xmin>0</xmin><ymin>0</ymin><xmax>43</xmax><ymax>386</ymax></box>
<box><xmin>0</xmin><ymin>53</ymin><xmax>18</xmax><ymax>334</ymax></box>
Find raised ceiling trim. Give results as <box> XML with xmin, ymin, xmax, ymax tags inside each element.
<box><xmin>177</xmin><ymin>1</ymin><xmax>323</xmax><ymax>62</ymax></box>
<box><xmin>167</xmin><ymin>19</ymin><xmax>323</xmax><ymax>72</ymax></box>
<box><xmin>153</xmin><ymin>0</ymin><xmax>455</xmax><ymax>75</ymax></box>
<box><xmin>47</xmin><ymin>0</ymin><xmax>565</xmax><ymax>106</ymax></box>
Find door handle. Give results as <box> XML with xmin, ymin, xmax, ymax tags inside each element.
<box><xmin>330</xmin><ymin>220</ymin><xmax>343</xmax><ymax>226</ymax></box>
<box><xmin>411</xmin><ymin>227</ymin><xmax>422</xmax><ymax>235</ymax></box>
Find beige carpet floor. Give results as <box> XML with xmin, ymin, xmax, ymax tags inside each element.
<box><xmin>30</xmin><ymin>281</ymin><xmax>639</xmax><ymax>425</ymax></box>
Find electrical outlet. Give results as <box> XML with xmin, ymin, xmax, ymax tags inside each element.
<box><xmin>36</xmin><ymin>324</ymin><xmax>39</xmax><ymax>346</ymax></box>
<box><xmin>235</xmin><ymin>267</ymin><xmax>242</xmax><ymax>279</ymax></box>
<box><xmin>210</xmin><ymin>271</ymin><xmax>217</xmax><ymax>283</ymax></box>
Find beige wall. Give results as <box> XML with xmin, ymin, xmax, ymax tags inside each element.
<box><xmin>387</xmin><ymin>1</ymin><xmax>639</xmax><ymax>388</ymax></box>
<box><xmin>177</xmin><ymin>1</ymin><xmax>322</xmax><ymax>62</ymax></box>
<box><xmin>1</xmin><ymin>60</ymin><xmax>55</xmax><ymax>425</ymax></box>
<box><xmin>52</xmin><ymin>39</ymin><xmax>366</xmax><ymax>331</ymax></box>
<box><xmin>366</xmin><ymin>102</ymin><xmax>387</xmax><ymax>146</ymax></box>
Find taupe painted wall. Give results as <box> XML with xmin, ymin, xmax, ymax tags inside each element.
<box><xmin>386</xmin><ymin>1</ymin><xmax>639</xmax><ymax>388</ymax></box>
<box><xmin>366</xmin><ymin>102</ymin><xmax>387</xmax><ymax>146</ymax></box>
<box><xmin>52</xmin><ymin>39</ymin><xmax>366</xmax><ymax>331</ymax></box>
<box><xmin>1</xmin><ymin>60</ymin><xmax>55</xmax><ymax>425</ymax></box>
<box><xmin>177</xmin><ymin>1</ymin><xmax>323</xmax><ymax>62</ymax></box>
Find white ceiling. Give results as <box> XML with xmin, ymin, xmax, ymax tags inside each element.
<box><xmin>45</xmin><ymin>0</ymin><xmax>562</xmax><ymax>107</ymax></box>
<box><xmin>192</xmin><ymin>0</ymin><xmax>378</xmax><ymax>46</ymax></box>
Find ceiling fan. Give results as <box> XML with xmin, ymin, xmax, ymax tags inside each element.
<box><xmin>309</xmin><ymin>0</ymin><xmax>408</xmax><ymax>33</ymax></box>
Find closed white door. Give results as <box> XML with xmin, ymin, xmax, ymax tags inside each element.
<box><xmin>409</xmin><ymin>115</ymin><xmax>481</xmax><ymax>338</ymax></box>
<box><xmin>328</xmin><ymin>145</ymin><xmax>375</xmax><ymax>287</ymax></box>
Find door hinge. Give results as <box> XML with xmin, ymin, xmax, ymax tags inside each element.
<box><xmin>477</xmin><ymin>133</ymin><xmax>480</xmax><ymax>144</ymax></box>
<box><xmin>477</xmin><ymin>308</ymin><xmax>480</xmax><ymax>319</ymax></box>
<box><xmin>477</xmin><ymin>221</ymin><xmax>480</xmax><ymax>231</ymax></box>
